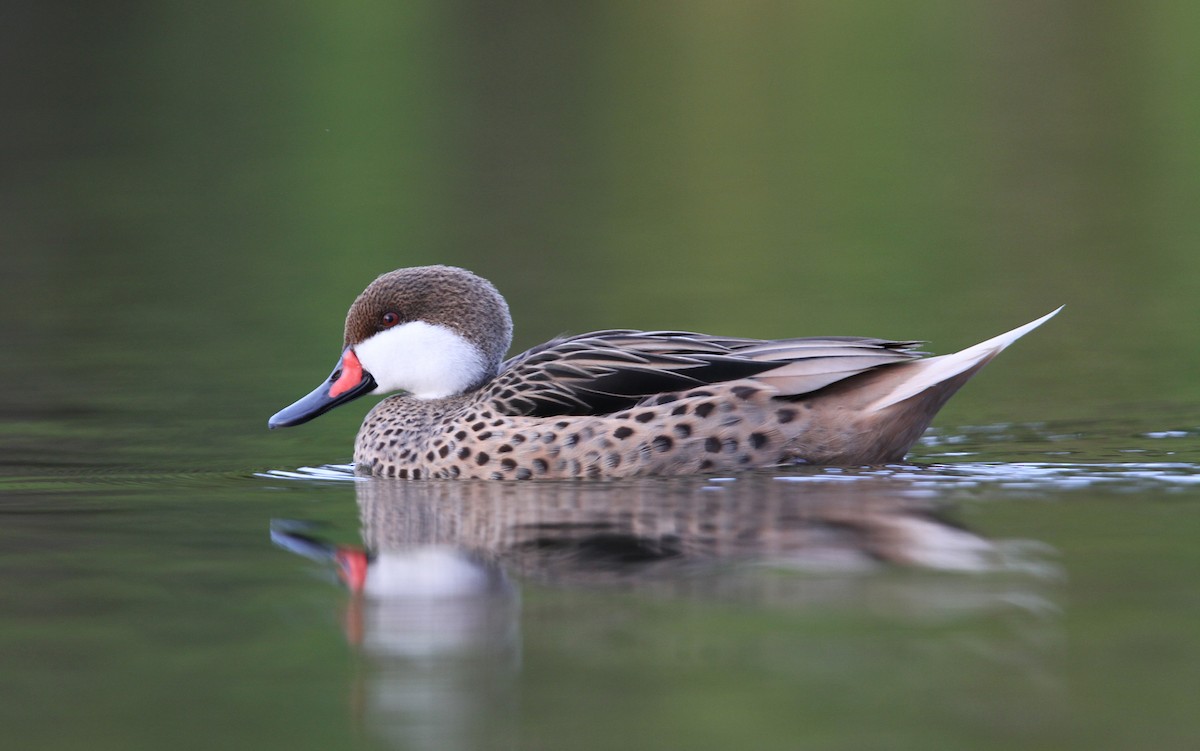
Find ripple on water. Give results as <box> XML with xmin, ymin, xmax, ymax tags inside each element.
<box><xmin>252</xmin><ymin>421</ymin><xmax>1200</xmax><ymax>496</ymax></box>
<box><xmin>254</xmin><ymin>458</ymin><xmax>1200</xmax><ymax>497</ymax></box>
<box><xmin>254</xmin><ymin>464</ymin><xmax>361</xmax><ymax>483</ymax></box>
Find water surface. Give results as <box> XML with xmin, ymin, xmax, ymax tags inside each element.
<box><xmin>5</xmin><ymin>421</ymin><xmax>1200</xmax><ymax>750</ymax></box>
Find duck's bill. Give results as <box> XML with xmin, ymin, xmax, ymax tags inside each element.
<box><xmin>268</xmin><ymin>348</ymin><xmax>377</xmax><ymax>429</ymax></box>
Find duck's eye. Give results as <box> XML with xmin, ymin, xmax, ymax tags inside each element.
<box><xmin>381</xmin><ymin>312</ymin><xmax>400</xmax><ymax>328</ymax></box>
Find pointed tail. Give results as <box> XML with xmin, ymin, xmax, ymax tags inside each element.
<box><xmin>866</xmin><ymin>306</ymin><xmax>1063</xmax><ymax>413</ymax></box>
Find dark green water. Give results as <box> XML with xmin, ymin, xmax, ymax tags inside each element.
<box><xmin>4</xmin><ymin>3</ymin><xmax>1200</xmax><ymax>750</ymax></box>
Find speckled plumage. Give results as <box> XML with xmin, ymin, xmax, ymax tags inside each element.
<box><xmin>270</xmin><ymin>265</ymin><xmax>1060</xmax><ymax>479</ymax></box>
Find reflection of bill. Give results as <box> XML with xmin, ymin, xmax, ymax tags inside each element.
<box><xmin>271</xmin><ymin>522</ymin><xmax>520</xmax><ymax>751</ymax></box>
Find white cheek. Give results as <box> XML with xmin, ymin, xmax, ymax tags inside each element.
<box><xmin>354</xmin><ymin>322</ymin><xmax>486</xmax><ymax>399</ymax></box>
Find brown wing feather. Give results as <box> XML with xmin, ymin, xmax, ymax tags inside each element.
<box><xmin>485</xmin><ymin>330</ymin><xmax>924</xmax><ymax>418</ymax></box>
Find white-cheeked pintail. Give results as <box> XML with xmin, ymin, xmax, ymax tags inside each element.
<box><xmin>269</xmin><ymin>265</ymin><xmax>1060</xmax><ymax>479</ymax></box>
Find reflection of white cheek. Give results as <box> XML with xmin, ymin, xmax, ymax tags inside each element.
<box><xmin>354</xmin><ymin>322</ymin><xmax>485</xmax><ymax>399</ymax></box>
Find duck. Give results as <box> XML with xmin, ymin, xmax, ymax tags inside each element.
<box><xmin>268</xmin><ymin>265</ymin><xmax>1060</xmax><ymax>480</ymax></box>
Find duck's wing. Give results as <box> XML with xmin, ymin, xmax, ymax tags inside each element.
<box><xmin>486</xmin><ymin>330</ymin><xmax>924</xmax><ymax>418</ymax></box>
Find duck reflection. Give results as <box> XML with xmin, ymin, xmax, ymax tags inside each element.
<box><xmin>356</xmin><ymin>473</ymin><xmax>1040</xmax><ymax>581</ymax></box>
<box><xmin>273</xmin><ymin>472</ymin><xmax>1060</xmax><ymax>750</ymax></box>
<box><xmin>271</xmin><ymin>521</ymin><xmax>520</xmax><ymax>751</ymax></box>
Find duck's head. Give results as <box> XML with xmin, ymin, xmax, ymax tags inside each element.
<box><xmin>268</xmin><ymin>265</ymin><xmax>513</xmax><ymax>429</ymax></box>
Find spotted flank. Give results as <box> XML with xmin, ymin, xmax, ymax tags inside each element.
<box><xmin>269</xmin><ymin>265</ymin><xmax>1060</xmax><ymax>479</ymax></box>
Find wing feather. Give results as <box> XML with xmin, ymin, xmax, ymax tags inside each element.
<box><xmin>485</xmin><ymin>330</ymin><xmax>922</xmax><ymax>417</ymax></box>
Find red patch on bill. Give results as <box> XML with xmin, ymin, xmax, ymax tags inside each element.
<box><xmin>329</xmin><ymin>350</ymin><xmax>364</xmax><ymax>398</ymax></box>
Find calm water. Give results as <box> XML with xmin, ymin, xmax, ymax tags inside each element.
<box><xmin>5</xmin><ymin>3</ymin><xmax>1200</xmax><ymax>750</ymax></box>
<box><xmin>5</xmin><ymin>427</ymin><xmax>1200</xmax><ymax>750</ymax></box>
